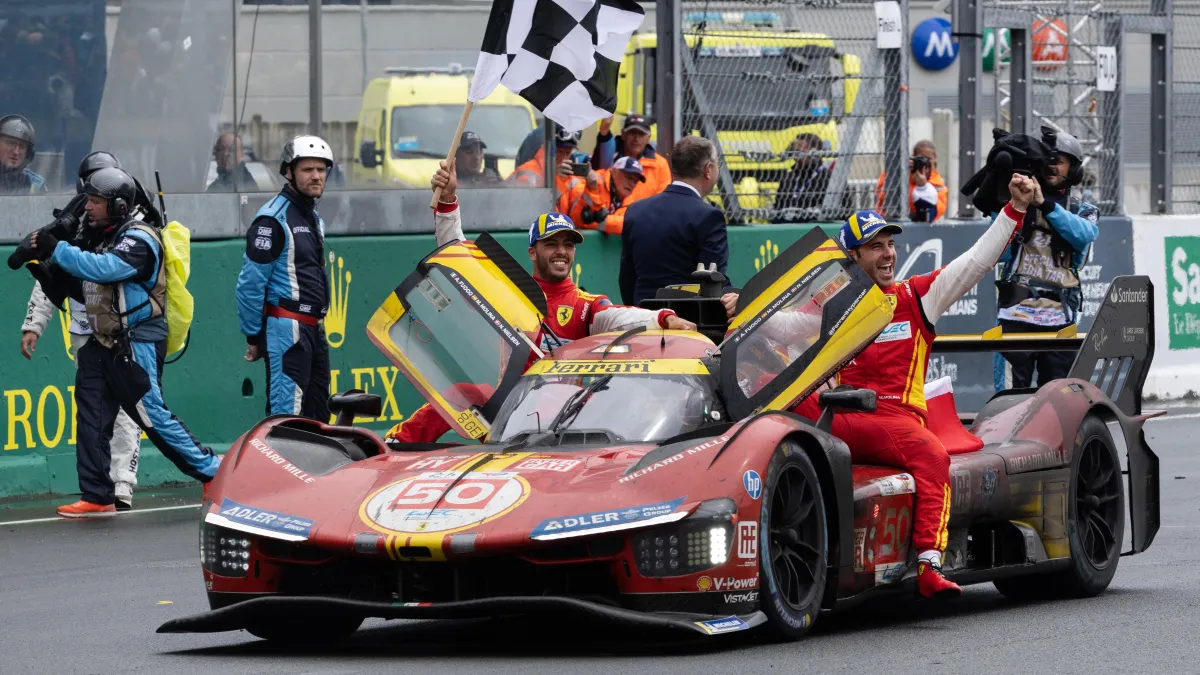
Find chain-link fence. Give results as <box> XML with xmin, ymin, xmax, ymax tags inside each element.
<box><xmin>678</xmin><ymin>0</ymin><xmax>907</xmax><ymax>224</ymax></box>
<box><xmin>983</xmin><ymin>0</ymin><xmax>1172</xmax><ymax>216</ymax></box>
<box><xmin>1174</xmin><ymin>10</ymin><xmax>1200</xmax><ymax>213</ymax></box>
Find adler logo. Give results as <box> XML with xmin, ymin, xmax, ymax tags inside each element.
<box><xmin>875</xmin><ymin>321</ymin><xmax>912</xmax><ymax>343</ymax></box>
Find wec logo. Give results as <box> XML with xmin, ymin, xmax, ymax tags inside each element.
<box><xmin>875</xmin><ymin>321</ymin><xmax>912</xmax><ymax>344</ymax></box>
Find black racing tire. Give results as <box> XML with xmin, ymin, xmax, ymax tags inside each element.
<box><xmin>758</xmin><ymin>439</ymin><xmax>828</xmax><ymax>641</ymax></box>
<box><xmin>245</xmin><ymin>614</ymin><xmax>364</xmax><ymax>645</ymax></box>
<box><xmin>994</xmin><ymin>415</ymin><xmax>1124</xmax><ymax>600</ymax></box>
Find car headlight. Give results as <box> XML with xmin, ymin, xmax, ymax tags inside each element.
<box><xmin>632</xmin><ymin>498</ymin><xmax>735</xmax><ymax>578</ymax></box>
<box><xmin>200</xmin><ymin>522</ymin><xmax>252</xmax><ymax>578</ymax></box>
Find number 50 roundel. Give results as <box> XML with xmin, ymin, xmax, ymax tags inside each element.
<box><xmin>359</xmin><ymin>471</ymin><xmax>530</xmax><ymax>535</ymax></box>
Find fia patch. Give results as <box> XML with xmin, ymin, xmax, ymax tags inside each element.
<box><xmin>254</xmin><ymin>236</ymin><xmax>271</xmax><ymax>250</ymax></box>
<box><xmin>875</xmin><ymin>321</ymin><xmax>912</xmax><ymax>343</ymax></box>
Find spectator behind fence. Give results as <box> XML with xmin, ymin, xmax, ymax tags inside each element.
<box><xmin>455</xmin><ymin>131</ymin><xmax>501</xmax><ymax>186</ymax></box>
<box><xmin>509</xmin><ymin>124</ymin><xmax>590</xmax><ymax>204</ymax></box>
<box><xmin>874</xmin><ymin>139</ymin><xmax>947</xmax><ymax>222</ymax></box>
<box><xmin>619</xmin><ymin>136</ymin><xmax>729</xmax><ymax>306</ymax></box>
<box><xmin>591</xmin><ymin>114</ymin><xmax>670</xmax><ymax>200</ymax></box>
<box><xmin>995</xmin><ymin>127</ymin><xmax>1098</xmax><ymax>388</ymax></box>
<box><xmin>774</xmin><ymin>132</ymin><xmax>832</xmax><ymax>223</ymax></box>
<box><xmin>0</xmin><ymin>115</ymin><xmax>46</xmax><ymax>194</ymax></box>
<box><xmin>207</xmin><ymin>132</ymin><xmax>257</xmax><ymax>193</ymax></box>
<box><xmin>562</xmin><ymin>156</ymin><xmax>646</xmax><ymax>235</ymax></box>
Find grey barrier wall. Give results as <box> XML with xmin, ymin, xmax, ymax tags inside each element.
<box><xmin>0</xmin><ymin>187</ymin><xmax>555</xmax><ymax>243</ymax></box>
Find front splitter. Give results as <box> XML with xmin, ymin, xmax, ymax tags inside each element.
<box><xmin>157</xmin><ymin>595</ymin><xmax>766</xmax><ymax>637</ymax></box>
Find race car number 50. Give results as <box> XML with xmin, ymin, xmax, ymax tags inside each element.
<box><xmin>388</xmin><ymin>480</ymin><xmax>500</xmax><ymax>509</ymax></box>
<box><xmin>361</xmin><ymin>471</ymin><xmax>529</xmax><ymax>534</ymax></box>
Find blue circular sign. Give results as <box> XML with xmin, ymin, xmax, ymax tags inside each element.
<box><xmin>912</xmin><ymin>17</ymin><xmax>958</xmax><ymax>71</ymax></box>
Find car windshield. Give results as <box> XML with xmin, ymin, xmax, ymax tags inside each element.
<box><xmin>490</xmin><ymin>374</ymin><xmax>724</xmax><ymax>444</ymax></box>
<box><xmin>691</xmin><ymin>45</ymin><xmax>835</xmax><ymax>128</ymax></box>
<box><xmin>391</xmin><ymin>105</ymin><xmax>532</xmax><ymax>158</ymax></box>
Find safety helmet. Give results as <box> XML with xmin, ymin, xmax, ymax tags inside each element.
<box><xmin>1041</xmin><ymin>126</ymin><xmax>1084</xmax><ymax>187</ymax></box>
<box><xmin>554</xmin><ymin>124</ymin><xmax>582</xmax><ymax>147</ymax></box>
<box><xmin>279</xmin><ymin>135</ymin><xmax>334</xmax><ymax>177</ymax></box>
<box><xmin>0</xmin><ymin>114</ymin><xmax>36</xmax><ymax>171</ymax></box>
<box><xmin>82</xmin><ymin>167</ymin><xmax>139</xmax><ymax>221</ymax></box>
<box><xmin>76</xmin><ymin>151</ymin><xmax>122</xmax><ymax>194</ymax></box>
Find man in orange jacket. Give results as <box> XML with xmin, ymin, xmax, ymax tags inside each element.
<box><xmin>561</xmin><ymin>156</ymin><xmax>646</xmax><ymax>235</ymax></box>
<box><xmin>874</xmin><ymin>139</ymin><xmax>948</xmax><ymax>222</ymax></box>
<box><xmin>509</xmin><ymin>124</ymin><xmax>590</xmax><ymax>203</ymax></box>
<box><xmin>591</xmin><ymin>114</ymin><xmax>670</xmax><ymax>202</ymax></box>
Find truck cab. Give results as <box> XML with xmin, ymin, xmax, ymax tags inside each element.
<box><xmin>616</xmin><ymin>12</ymin><xmax>862</xmax><ymax>219</ymax></box>
<box><xmin>351</xmin><ymin>66</ymin><xmax>539</xmax><ymax>188</ymax></box>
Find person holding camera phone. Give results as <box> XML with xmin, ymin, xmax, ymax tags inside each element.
<box><xmin>874</xmin><ymin>139</ymin><xmax>947</xmax><ymax>222</ymax></box>
<box><xmin>590</xmin><ymin>114</ymin><xmax>670</xmax><ymax>201</ymax></box>
<box><xmin>561</xmin><ymin>156</ymin><xmax>647</xmax><ymax>235</ymax></box>
<box><xmin>995</xmin><ymin>128</ymin><xmax>1098</xmax><ymax>388</ymax></box>
<box><xmin>509</xmin><ymin>124</ymin><xmax>591</xmax><ymax>205</ymax></box>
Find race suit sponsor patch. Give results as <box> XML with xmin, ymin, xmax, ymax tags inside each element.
<box><xmin>874</xmin><ymin>321</ymin><xmax>912</xmax><ymax>343</ymax></box>
<box><xmin>530</xmin><ymin>497</ymin><xmax>685</xmax><ymax>538</ymax></box>
<box><xmin>217</xmin><ymin>498</ymin><xmax>314</xmax><ymax>538</ymax></box>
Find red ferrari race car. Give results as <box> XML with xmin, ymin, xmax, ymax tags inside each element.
<box><xmin>158</xmin><ymin>230</ymin><xmax>1160</xmax><ymax>644</ymax></box>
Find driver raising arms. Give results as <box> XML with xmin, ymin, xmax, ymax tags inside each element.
<box><xmin>386</xmin><ymin>161</ymin><xmax>697</xmax><ymax>443</ymax></box>
<box><xmin>723</xmin><ymin>174</ymin><xmax>1038</xmax><ymax>599</ymax></box>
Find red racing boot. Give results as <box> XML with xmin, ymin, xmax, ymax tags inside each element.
<box><xmin>917</xmin><ymin>560</ymin><xmax>962</xmax><ymax>599</ymax></box>
<box><xmin>56</xmin><ymin>500</ymin><xmax>117</xmax><ymax>519</ymax></box>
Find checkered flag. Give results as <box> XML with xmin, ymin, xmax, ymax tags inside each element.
<box><xmin>469</xmin><ymin>0</ymin><xmax>645</xmax><ymax>132</ymax></box>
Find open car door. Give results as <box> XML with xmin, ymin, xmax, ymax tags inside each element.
<box><xmin>367</xmin><ymin>233</ymin><xmax>548</xmax><ymax>440</ymax></box>
<box><xmin>719</xmin><ymin>228</ymin><xmax>894</xmax><ymax>420</ymax></box>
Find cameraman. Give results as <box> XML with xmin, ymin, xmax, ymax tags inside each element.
<box><xmin>16</xmin><ymin>151</ymin><xmax>144</xmax><ymax>509</ymax></box>
<box><xmin>874</xmin><ymin>139</ymin><xmax>947</xmax><ymax>222</ymax></box>
<box><xmin>996</xmin><ymin>128</ymin><xmax>1098</xmax><ymax>388</ymax></box>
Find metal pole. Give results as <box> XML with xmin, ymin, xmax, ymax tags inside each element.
<box><xmin>1099</xmin><ymin>15</ymin><xmax>1123</xmax><ymax>215</ymax></box>
<box><xmin>955</xmin><ymin>0</ymin><xmax>982</xmax><ymax>218</ymax></box>
<box><xmin>231</xmin><ymin>0</ymin><xmax>238</xmax><ymax>136</ymax></box>
<box><xmin>360</xmin><ymin>0</ymin><xmax>369</xmax><ymax>94</ymax></box>
<box><xmin>654</xmin><ymin>0</ymin><xmax>680</xmax><ymax>157</ymax></box>
<box><xmin>882</xmin><ymin>0</ymin><xmax>910</xmax><ymax>219</ymax></box>
<box><xmin>1009</xmin><ymin>28</ymin><xmax>1031</xmax><ymax>135</ymax></box>
<box><xmin>1150</xmin><ymin>0</ymin><xmax>1174</xmax><ymax>213</ymax></box>
<box><xmin>309</xmin><ymin>0</ymin><xmax>323</xmax><ymax>136</ymax></box>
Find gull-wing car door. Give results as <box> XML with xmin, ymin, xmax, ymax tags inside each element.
<box><xmin>719</xmin><ymin>228</ymin><xmax>894</xmax><ymax>420</ymax></box>
<box><xmin>367</xmin><ymin>233</ymin><xmax>548</xmax><ymax>440</ymax></box>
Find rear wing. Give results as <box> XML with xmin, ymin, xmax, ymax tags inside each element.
<box><xmin>931</xmin><ymin>275</ymin><xmax>1154</xmax><ymax>417</ymax></box>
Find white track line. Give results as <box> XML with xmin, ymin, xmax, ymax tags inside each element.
<box><xmin>0</xmin><ymin>503</ymin><xmax>199</xmax><ymax>527</ymax></box>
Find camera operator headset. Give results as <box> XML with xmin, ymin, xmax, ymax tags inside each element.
<box><xmin>995</xmin><ymin>126</ymin><xmax>1099</xmax><ymax>388</ymax></box>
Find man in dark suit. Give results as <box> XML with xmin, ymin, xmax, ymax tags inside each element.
<box><xmin>619</xmin><ymin>136</ymin><xmax>729</xmax><ymax>306</ymax></box>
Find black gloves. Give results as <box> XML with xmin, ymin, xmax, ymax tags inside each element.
<box><xmin>581</xmin><ymin>207</ymin><xmax>609</xmax><ymax>224</ymax></box>
<box><xmin>34</xmin><ymin>231</ymin><xmax>59</xmax><ymax>258</ymax></box>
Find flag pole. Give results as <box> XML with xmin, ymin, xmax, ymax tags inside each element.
<box><xmin>430</xmin><ymin>101</ymin><xmax>475</xmax><ymax>208</ymax></box>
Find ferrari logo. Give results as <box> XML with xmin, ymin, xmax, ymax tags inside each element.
<box><xmin>556</xmin><ymin>306</ymin><xmax>574</xmax><ymax>326</ymax></box>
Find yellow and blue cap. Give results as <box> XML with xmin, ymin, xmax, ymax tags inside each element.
<box><xmin>529</xmin><ymin>212</ymin><xmax>585</xmax><ymax>247</ymax></box>
<box><xmin>838</xmin><ymin>210</ymin><xmax>903</xmax><ymax>249</ymax></box>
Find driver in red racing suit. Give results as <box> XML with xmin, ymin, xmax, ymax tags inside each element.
<box><xmin>386</xmin><ymin>161</ymin><xmax>697</xmax><ymax>443</ymax></box>
<box><xmin>722</xmin><ymin>175</ymin><xmax>1038</xmax><ymax>599</ymax></box>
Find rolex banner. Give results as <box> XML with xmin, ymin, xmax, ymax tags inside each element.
<box><xmin>468</xmin><ymin>0</ymin><xmax>645</xmax><ymax>131</ymax></box>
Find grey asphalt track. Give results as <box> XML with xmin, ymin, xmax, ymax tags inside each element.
<box><xmin>2</xmin><ymin>409</ymin><xmax>1199</xmax><ymax>675</ymax></box>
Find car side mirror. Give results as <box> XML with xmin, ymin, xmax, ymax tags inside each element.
<box><xmin>815</xmin><ymin>387</ymin><xmax>876</xmax><ymax>433</ymax></box>
<box><xmin>328</xmin><ymin>389</ymin><xmax>383</xmax><ymax>427</ymax></box>
<box><xmin>360</xmin><ymin>140</ymin><xmax>383</xmax><ymax>169</ymax></box>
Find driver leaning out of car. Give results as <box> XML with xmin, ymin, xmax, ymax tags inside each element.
<box><xmin>721</xmin><ymin>175</ymin><xmax>1038</xmax><ymax>599</ymax></box>
<box><xmin>385</xmin><ymin>161</ymin><xmax>698</xmax><ymax>444</ymax></box>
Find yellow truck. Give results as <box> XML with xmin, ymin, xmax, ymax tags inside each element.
<box><xmin>351</xmin><ymin>66</ymin><xmax>539</xmax><ymax>188</ymax></box>
<box><xmin>615</xmin><ymin>12</ymin><xmax>861</xmax><ymax>216</ymax></box>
